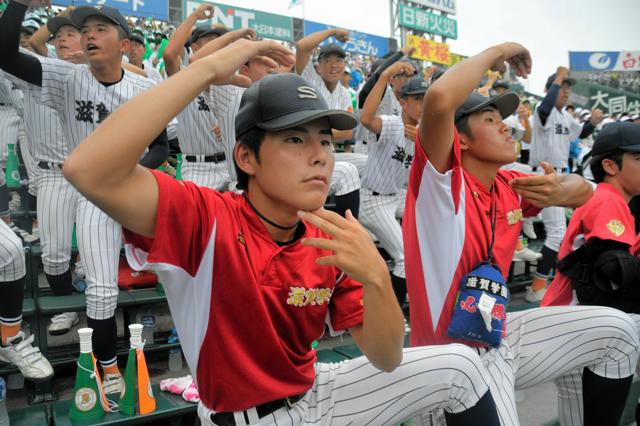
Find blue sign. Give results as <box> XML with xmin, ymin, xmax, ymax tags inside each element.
<box><xmin>53</xmin><ymin>0</ymin><xmax>168</xmax><ymax>21</ymax></box>
<box><xmin>303</xmin><ymin>20</ymin><xmax>389</xmax><ymax>58</ymax></box>
<box><xmin>569</xmin><ymin>51</ymin><xmax>621</xmax><ymax>72</ymax></box>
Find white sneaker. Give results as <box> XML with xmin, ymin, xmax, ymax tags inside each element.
<box><xmin>404</xmin><ymin>318</ymin><xmax>411</xmax><ymax>334</ymax></box>
<box><xmin>48</xmin><ymin>312</ymin><xmax>79</xmax><ymax>336</ymax></box>
<box><xmin>525</xmin><ymin>286</ymin><xmax>546</xmax><ymax>303</ymax></box>
<box><xmin>30</xmin><ymin>224</ymin><xmax>39</xmax><ymax>241</ymax></box>
<box><xmin>513</xmin><ymin>248</ymin><xmax>543</xmax><ymax>263</ymax></box>
<box><xmin>8</xmin><ymin>192</ymin><xmax>20</xmax><ymax>212</ymax></box>
<box><xmin>9</xmin><ymin>223</ymin><xmax>39</xmax><ymax>244</ymax></box>
<box><xmin>522</xmin><ymin>220</ymin><xmax>537</xmax><ymax>240</ymax></box>
<box><xmin>0</xmin><ymin>331</ymin><xmax>53</xmax><ymax>381</ymax></box>
<box><xmin>102</xmin><ymin>372</ymin><xmax>123</xmax><ymax>395</ymax></box>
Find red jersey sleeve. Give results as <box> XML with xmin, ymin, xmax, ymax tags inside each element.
<box><xmin>326</xmin><ymin>272</ymin><xmax>364</xmax><ymax>332</ymax></box>
<box><xmin>123</xmin><ymin>170</ymin><xmax>221</xmax><ymax>276</ymax></box>
<box><xmin>582</xmin><ymin>196</ymin><xmax>635</xmax><ymax>246</ymax></box>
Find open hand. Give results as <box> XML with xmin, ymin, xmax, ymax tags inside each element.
<box><xmin>298</xmin><ymin>209</ymin><xmax>389</xmax><ymax>285</ymax></box>
<box><xmin>509</xmin><ymin>162</ymin><xmax>564</xmax><ymax>207</ymax></box>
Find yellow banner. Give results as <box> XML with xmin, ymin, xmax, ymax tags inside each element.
<box><xmin>406</xmin><ymin>34</ymin><xmax>451</xmax><ymax>65</ymax></box>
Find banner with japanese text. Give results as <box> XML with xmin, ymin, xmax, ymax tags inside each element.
<box><xmin>406</xmin><ymin>34</ymin><xmax>450</xmax><ymax>65</ymax></box>
<box><xmin>303</xmin><ymin>20</ymin><xmax>390</xmax><ymax>57</ymax></box>
<box><xmin>405</xmin><ymin>0</ymin><xmax>456</xmax><ymax>15</ymax></box>
<box><xmin>570</xmin><ymin>81</ymin><xmax>640</xmax><ymax>115</ymax></box>
<box><xmin>399</xmin><ymin>3</ymin><xmax>457</xmax><ymax>39</ymax></box>
<box><xmin>184</xmin><ymin>1</ymin><xmax>294</xmax><ymax>42</ymax></box>
<box><xmin>53</xmin><ymin>0</ymin><xmax>168</xmax><ymax>21</ymax></box>
<box><xmin>569</xmin><ymin>51</ymin><xmax>640</xmax><ymax>72</ymax></box>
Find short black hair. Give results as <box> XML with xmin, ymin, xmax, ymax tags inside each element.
<box><xmin>590</xmin><ymin>148</ymin><xmax>625</xmax><ymax>183</ymax></box>
<box><xmin>455</xmin><ymin>114</ymin><xmax>473</xmax><ymax>140</ymax></box>
<box><xmin>234</xmin><ymin>127</ymin><xmax>265</xmax><ymax>190</ymax></box>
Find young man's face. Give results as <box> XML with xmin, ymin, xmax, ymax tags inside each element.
<box><xmin>191</xmin><ymin>33</ymin><xmax>219</xmax><ymax>52</ymax></box>
<box><xmin>80</xmin><ymin>17</ymin><xmax>129</xmax><ymax>64</ymax></box>
<box><xmin>127</xmin><ymin>39</ymin><xmax>145</xmax><ymax>65</ymax></box>
<box><xmin>238</xmin><ymin>118</ymin><xmax>335</xmax><ymax>211</ymax></box>
<box><xmin>19</xmin><ymin>32</ymin><xmax>33</xmax><ymax>50</ymax></box>
<box><xmin>606</xmin><ymin>152</ymin><xmax>640</xmax><ymax>199</ymax></box>
<box><xmin>461</xmin><ymin>107</ymin><xmax>517</xmax><ymax>165</ymax></box>
<box><xmin>341</xmin><ymin>72</ymin><xmax>351</xmax><ymax>88</ymax></box>
<box><xmin>399</xmin><ymin>94</ymin><xmax>424</xmax><ymax>124</ymax></box>
<box><xmin>54</xmin><ymin>26</ymin><xmax>81</xmax><ymax>59</ymax></box>
<box><xmin>317</xmin><ymin>54</ymin><xmax>345</xmax><ymax>85</ymax></box>
<box><xmin>240</xmin><ymin>57</ymin><xmax>274</xmax><ymax>83</ymax></box>
<box><xmin>555</xmin><ymin>82</ymin><xmax>572</xmax><ymax>109</ymax></box>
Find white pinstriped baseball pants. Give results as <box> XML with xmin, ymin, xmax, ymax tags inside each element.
<box><xmin>329</xmin><ymin>161</ymin><xmax>361</xmax><ymax>197</ymax></box>
<box><xmin>0</xmin><ymin>218</ymin><xmax>25</xmax><ymax>282</ymax></box>
<box><xmin>198</xmin><ymin>343</ymin><xmax>493</xmax><ymax>425</ymax></box>
<box><xmin>541</xmin><ymin>206</ymin><xmax>567</xmax><ymax>252</ymax></box>
<box><xmin>334</xmin><ymin>153</ymin><xmax>368</xmax><ymax>179</ymax></box>
<box><xmin>35</xmin><ymin>170</ymin><xmax>79</xmax><ymax>276</ymax></box>
<box><xmin>181</xmin><ymin>161</ymin><xmax>230</xmax><ymax>191</ymax></box>
<box><xmin>76</xmin><ymin>197</ymin><xmax>122</xmax><ymax>320</ymax></box>
<box><xmin>359</xmin><ymin>188</ymin><xmax>404</xmax><ymax>278</ymax></box>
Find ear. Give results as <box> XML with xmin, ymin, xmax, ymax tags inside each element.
<box><xmin>119</xmin><ymin>38</ymin><xmax>131</xmax><ymax>55</ymax></box>
<box><xmin>399</xmin><ymin>97</ymin><xmax>407</xmax><ymax>109</ymax></box>
<box><xmin>602</xmin><ymin>158</ymin><xmax>620</xmax><ymax>177</ymax></box>
<box><xmin>458</xmin><ymin>131</ymin><xmax>470</xmax><ymax>152</ymax></box>
<box><xmin>234</xmin><ymin>143</ymin><xmax>257</xmax><ymax>177</ymax></box>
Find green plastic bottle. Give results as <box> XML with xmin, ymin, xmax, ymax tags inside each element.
<box><xmin>5</xmin><ymin>144</ymin><xmax>20</xmax><ymax>188</ymax></box>
<box><xmin>119</xmin><ymin>324</ymin><xmax>143</xmax><ymax>415</ymax></box>
<box><xmin>69</xmin><ymin>328</ymin><xmax>105</xmax><ymax>423</ymax></box>
<box><xmin>175</xmin><ymin>153</ymin><xmax>182</xmax><ymax>180</ymax></box>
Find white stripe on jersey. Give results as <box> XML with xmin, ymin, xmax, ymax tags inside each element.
<box><xmin>355</xmin><ymin>84</ymin><xmax>401</xmax><ymax>144</ymax></box>
<box><xmin>362</xmin><ymin>115</ymin><xmax>414</xmax><ymax>194</ymax></box>
<box><xmin>529</xmin><ymin>107</ymin><xmax>582</xmax><ymax>168</ymax></box>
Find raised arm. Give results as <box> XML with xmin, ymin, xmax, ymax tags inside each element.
<box><xmin>0</xmin><ymin>0</ymin><xmax>49</xmax><ymax>85</ymax></box>
<box><xmin>360</xmin><ymin>61</ymin><xmax>415</xmax><ymax>135</ymax></box>
<box><xmin>63</xmin><ymin>39</ymin><xmax>295</xmax><ymax>238</ymax></box>
<box><xmin>162</xmin><ymin>2</ymin><xmax>214</xmax><ymax>77</ymax></box>
<box><xmin>189</xmin><ymin>27</ymin><xmax>256</xmax><ymax>63</ymax></box>
<box><xmin>295</xmin><ymin>28</ymin><xmax>348</xmax><ymax>74</ymax></box>
<box><xmin>420</xmin><ymin>43</ymin><xmax>531</xmax><ymax>173</ymax></box>
<box><xmin>357</xmin><ymin>46</ymin><xmax>413</xmax><ymax>108</ymax></box>
<box><xmin>537</xmin><ymin>66</ymin><xmax>567</xmax><ymax>126</ymax></box>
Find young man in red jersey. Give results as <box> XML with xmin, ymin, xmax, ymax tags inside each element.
<box><xmin>403</xmin><ymin>41</ymin><xmax>639</xmax><ymax>426</ymax></box>
<box><xmin>63</xmin><ymin>38</ymin><xmax>504</xmax><ymax>425</ymax></box>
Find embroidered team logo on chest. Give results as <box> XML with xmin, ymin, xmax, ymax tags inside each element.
<box><xmin>506</xmin><ymin>209</ymin><xmax>523</xmax><ymax>225</ymax></box>
<box><xmin>606</xmin><ymin>219</ymin><xmax>625</xmax><ymax>237</ymax></box>
<box><xmin>287</xmin><ymin>286</ymin><xmax>333</xmax><ymax>307</ymax></box>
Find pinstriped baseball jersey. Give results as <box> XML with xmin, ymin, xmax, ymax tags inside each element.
<box><xmin>355</xmin><ymin>86</ymin><xmax>401</xmax><ymax>144</ymax></box>
<box><xmin>4</xmin><ymin>55</ymin><xmax>155</xmax><ymax>149</ymax></box>
<box><xmin>301</xmin><ymin>62</ymin><xmax>351</xmax><ymax>111</ymax></box>
<box><xmin>208</xmin><ymin>84</ymin><xmax>244</xmax><ymax>181</ymax></box>
<box><xmin>529</xmin><ymin>107</ymin><xmax>582</xmax><ymax>168</ymax></box>
<box><xmin>0</xmin><ymin>72</ymin><xmax>23</xmax><ymax>156</ymax></box>
<box><xmin>175</xmin><ymin>59</ymin><xmax>221</xmax><ymax>156</ymax></box>
<box><xmin>361</xmin><ymin>115</ymin><xmax>414</xmax><ymax>194</ymax></box>
<box><xmin>1</xmin><ymin>70</ymin><xmax>68</xmax><ymax>164</ymax></box>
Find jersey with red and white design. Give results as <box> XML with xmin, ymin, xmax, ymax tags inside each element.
<box><xmin>403</xmin><ymin>128</ymin><xmax>540</xmax><ymax>346</ymax></box>
<box><xmin>123</xmin><ymin>171</ymin><xmax>364</xmax><ymax>413</ymax></box>
<box><xmin>542</xmin><ymin>183</ymin><xmax>636</xmax><ymax>307</ymax></box>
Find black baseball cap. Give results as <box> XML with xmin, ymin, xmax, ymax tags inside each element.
<box><xmin>317</xmin><ymin>43</ymin><xmax>346</xmax><ymax>61</ymax></box>
<box><xmin>545</xmin><ymin>73</ymin><xmax>576</xmax><ymax>90</ymax></box>
<box><xmin>454</xmin><ymin>91</ymin><xmax>520</xmax><ymax>123</ymax></box>
<box><xmin>400</xmin><ymin>77</ymin><xmax>428</xmax><ymax>98</ymax></box>
<box><xmin>71</xmin><ymin>6</ymin><xmax>130</xmax><ymax>38</ymax></box>
<box><xmin>492</xmin><ymin>80</ymin><xmax>510</xmax><ymax>90</ymax></box>
<box><xmin>235</xmin><ymin>73</ymin><xmax>357</xmax><ymax>139</ymax></box>
<box><xmin>591</xmin><ymin>122</ymin><xmax>640</xmax><ymax>156</ymax></box>
<box><xmin>47</xmin><ymin>16</ymin><xmax>79</xmax><ymax>36</ymax></box>
<box><xmin>190</xmin><ymin>25</ymin><xmax>228</xmax><ymax>44</ymax></box>
<box><xmin>129</xmin><ymin>31</ymin><xmax>145</xmax><ymax>45</ymax></box>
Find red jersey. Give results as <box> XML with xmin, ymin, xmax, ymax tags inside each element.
<box><xmin>123</xmin><ymin>171</ymin><xmax>364</xmax><ymax>412</ymax></box>
<box><xmin>542</xmin><ymin>183</ymin><xmax>636</xmax><ymax>307</ymax></box>
<box><xmin>403</xmin><ymin>129</ymin><xmax>540</xmax><ymax>346</ymax></box>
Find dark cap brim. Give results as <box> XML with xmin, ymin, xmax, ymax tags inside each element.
<box><xmin>620</xmin><ymin>144</ymin><xmax>640</xmax><ymax>153</ymax></box>
<box><xmin>71</xmin><ymin>6</ymin><xmax>129</xmax><ymax>36</ymax></box>
<box><xmin>245</xmin><ymin>109</ymin><xmax>357</xmax><ymax>138</ymax></box>
<box><xmin>456</xmin><ymin>91</ymin><xmax>520</xmax><ymax>123</ymax></box>
<box><xmin>318</xmin><ymin>48</ymin><xmax>346</xmax><ymax>59</ymax></box>
<box><xmin>47</xmin><ymin>17</ymin><xmax>78</xmax><ymax>35</ymax></box>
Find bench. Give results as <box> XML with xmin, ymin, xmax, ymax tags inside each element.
<box><xmin>8</xmin><ymin>403</ymin><xmax>48</xmax><ymax>426</ymax></box>
<box><xmin>50</xmin><ymin>384</ymin><xmax>197</xmax><ymax>426</ymax></box>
